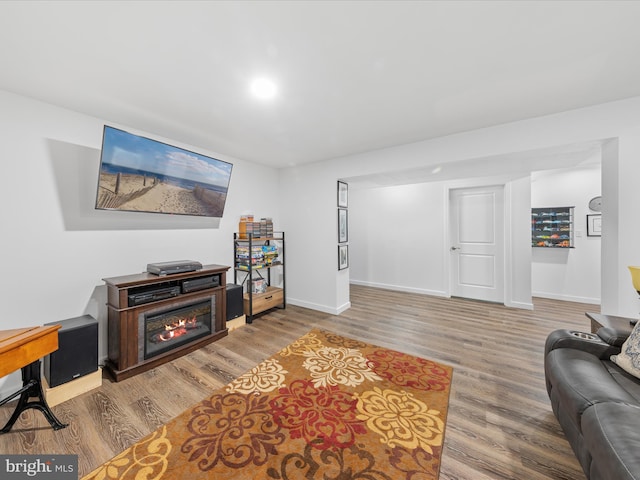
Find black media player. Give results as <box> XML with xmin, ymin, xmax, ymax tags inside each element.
<box><xmin>147</xmin><ymin>260</ymin><xmax>203</xmax><ymax>276</ymax></box>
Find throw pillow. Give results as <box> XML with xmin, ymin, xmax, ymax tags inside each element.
<box><xmin>611</xmin><ymin>320</ymin><xmax>640</xmax><ymax>378</ymax></box>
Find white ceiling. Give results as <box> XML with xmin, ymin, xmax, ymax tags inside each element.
<box><xmin>1</xmin><ymin>1</ymin><xmax>639</xmax><ymax>169</ymax></box>
<box><xmin>348</xmin><ymin>140</ymin><xmax>603</xmax><ymax>189</ymax></box>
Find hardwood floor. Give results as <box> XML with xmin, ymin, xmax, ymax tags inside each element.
<box><xmin>0</xmin><ymin>285</ymin><xmax>590</xmax><ymax>479</ymax></box>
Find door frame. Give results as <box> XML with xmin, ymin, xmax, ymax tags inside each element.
<box><xmin>448</xmin><ymin>184</ymin><xmax>505</xmax><ymax>304</ymax></box>
<box><xmin>444</xmin><ymin>178</ymin><xmax>532</xmax><ymax>309</ymax></box>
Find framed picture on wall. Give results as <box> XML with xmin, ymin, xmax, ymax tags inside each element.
<box><xmin>338</xmin><ymin>208</ymin><xmax>348</xmax><ymax>243</ymax></box>
<box><xmin>587</xmin><ymin>214</ymin><xmax>602</xmax><ymax>237</ymax></box>
<box><xmin>338</xmin><ymin>181</ymin><xmax>348</xmax><ymax>208</ymax></box>
<box><xmin>338</xmin><ymin>244</ymin><xmax>349</xmax><ymax>270</ymax></box>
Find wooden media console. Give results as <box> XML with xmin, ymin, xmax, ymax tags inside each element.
<box><xmin>103</xmin><ymin>264</ymin><xmax>229</xmax><ymax>382</ymax></box>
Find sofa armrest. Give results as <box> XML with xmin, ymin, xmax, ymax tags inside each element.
<box><xmin>596</xmin><ymin>326</ymin><xmax>630</xmax><ymax>347</ymax></box>
<box><xmin>545</xmin><ymin>329</ymin><xmax>621</xmax><ymax>360</ymax></box>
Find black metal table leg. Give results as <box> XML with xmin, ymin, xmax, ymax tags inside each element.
<box><xmin>0</xmin><ymin>359</ymin><xmax>67</xmax><ymax>433</ymax></box>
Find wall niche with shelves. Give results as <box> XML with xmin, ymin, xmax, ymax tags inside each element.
<box><xmin>531</xmin><ymin>206</ymin><xmax>574</xmax><ymax>248</ymax></box>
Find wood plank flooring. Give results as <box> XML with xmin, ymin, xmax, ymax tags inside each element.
<box><xmin>0</xmin><ymin>285</ymin><xmax>590</xmax><ymax>479</ymax></box>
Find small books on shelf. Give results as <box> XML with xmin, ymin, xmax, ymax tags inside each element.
<box><xmin>236</xmin><ymin>244</ymin><xmax>280</xmax><ymax>270</ymax></box>
<box><xmin>238</xmin><ymin>216</ymin><xmax>274</xmax><ymax>239</ymax></box>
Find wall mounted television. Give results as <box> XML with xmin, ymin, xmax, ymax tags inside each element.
<box><xmin>95</xmin><ymin>126</ymin><xmax>233</xmax><ymax>218</ymax></box>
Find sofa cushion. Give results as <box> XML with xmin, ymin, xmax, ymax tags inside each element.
<box><xmin>582</xmin><ymin>403</ymin><xmax>640</xmax><ymax>480</ymax></box>
<box><xmin>603</xmin><ymin>360</ymin><xmax>640</xmax><ymax>404</ymax></box>
<box><xmin>611</xmin><ymin>320</ymin><xmax>640</xmax><ymax>379</ymax></box>
<box><xmin>545</xmin><ymin>348</ymin><xmax>638</xmax><ymax>431</ymax></box>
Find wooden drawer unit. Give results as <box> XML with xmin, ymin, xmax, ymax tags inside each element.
<box><xmin>244</xmin><ymin>287</ymin><xmax>284</xmax><ymax>315</ymax></box>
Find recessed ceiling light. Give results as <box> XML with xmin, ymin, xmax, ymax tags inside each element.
<box><xmin>250</xmin><ymin>77</ymin><xmax>277</xmax><ymax>100</ymax></box>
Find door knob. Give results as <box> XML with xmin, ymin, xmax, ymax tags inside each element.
<box><xmin>450</xmin><ymin>246</ymin><xmax>460</xmax><ymax>251</ymax></box>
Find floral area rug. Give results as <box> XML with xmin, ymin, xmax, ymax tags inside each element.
<box><xmin>83</xmin><ymin>329</ymin><xmax>453</xmax><ymax>480</ymax></box>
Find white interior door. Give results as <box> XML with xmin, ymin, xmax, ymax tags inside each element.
<box><xmin>450</xmin><ymin>186</ymin><xmax>504</xmax><ymax>303</ymax></box>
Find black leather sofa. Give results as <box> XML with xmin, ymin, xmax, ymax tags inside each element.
<box><xmin>544</xmin><ymin>327</ymin><xmax>640</xmax><ymax>480</ymax></box>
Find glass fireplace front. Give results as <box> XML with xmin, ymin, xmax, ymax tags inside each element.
<box><xmin>142</xmin><ymin>298</ymin><xmax>213</xmax><ymax>360</ymax></box>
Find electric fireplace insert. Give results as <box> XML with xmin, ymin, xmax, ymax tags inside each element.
<box><xmin>139</xmin><ymin>297</ymin><xmax>214</xmax><ymax>360</ymax></box>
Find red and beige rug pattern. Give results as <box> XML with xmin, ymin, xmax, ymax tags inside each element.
<box><xmin>83</xmin><ymin>329</ymin><xmax>453</xmax><ymax>480</ymax></box>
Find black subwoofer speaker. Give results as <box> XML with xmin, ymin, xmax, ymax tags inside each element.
<box><xmin>44</xmin><ymin>314</ymin><xmax>98</xmax><ymax>387</ymax></box>
<box><xmin>226</xmin><ymin>283</ymin><xmax>244</xmax><ymax>320</ymax></box>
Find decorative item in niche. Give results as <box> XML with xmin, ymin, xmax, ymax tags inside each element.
<box><xmin>338</xmin><ymin>244</ymin><xmax>349</xmax><ymax>270</ymax></box>
<box><xmin>337</xmin><ymin>181</ymin><xmax>348</xmax><ymax>208</ymax></box>
<box><xmin>587</xmin><ymin>214</ymin><xmax>602</xmax><ymax>237</ymax></box>
<box><xmin>338</xmin><ymin>208</ymin><xmax>348</xmax><ymax>243</ymax></box>
<box><xmin>531</xmin><ymin>206</ymin><xmax>574</xmax><ymax>248</ymax></box>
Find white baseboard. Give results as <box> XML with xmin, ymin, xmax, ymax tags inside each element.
<box><xmin>336</xmin><ymin>301</ymin><xmax>351</xmax><ymax>314</ymax></box>
<box><xmin>287</xmin><ymin>298</ymin><xmax>350</xmax><ymax>315</ymax></box>
<box><xmin>289</xmin><ymin>285</ymin><xmax>585</xmax><ymax>316</ymax></box>
<box><xmin>532</xmin><ymin>291</ymin><xmax>601</xmax><ymax>305</ymax></box>
<box><xmin>349</xmin><ymin>279</ymin><xmax>448</xmax><ymax>298</ymax></box>
<box><xmin>505</xmin><ymin>300</ymin><xmax>534</xmax><ymax>310</ymax></box>
<box><xmin>353</xmin><ymin>280</ymin><xmax>537</xmax><ymax>310</ymax></box>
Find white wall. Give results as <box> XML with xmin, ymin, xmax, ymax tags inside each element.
<box><xmin>0</xmin><ymin>90</ymin><xmax>281</xmax><ymax>396</ymax></box>
<box><xmin>349</xmin><ymin>182</ymin><xmax>448</xmax><ymax>296</ymax></box>
<box><xmin>608</xmin><ymin>133</ymin><xmax>640</xmax><ymax>316</ymax></box>
<box><xmin>531</xmin><ymin>165</ymin><xmax>601</xmax><ymax>303</ymax></box>
<box><xmin>277</xmin><ymin>165</ymin><xmax>350</xmax><ymax>314</ymax></box>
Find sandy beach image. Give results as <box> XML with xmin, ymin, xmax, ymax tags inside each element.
<box><xmin>96</xmin><ymin>172</ymin><xmax>226</xmax><ymax>217</ymax></box>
